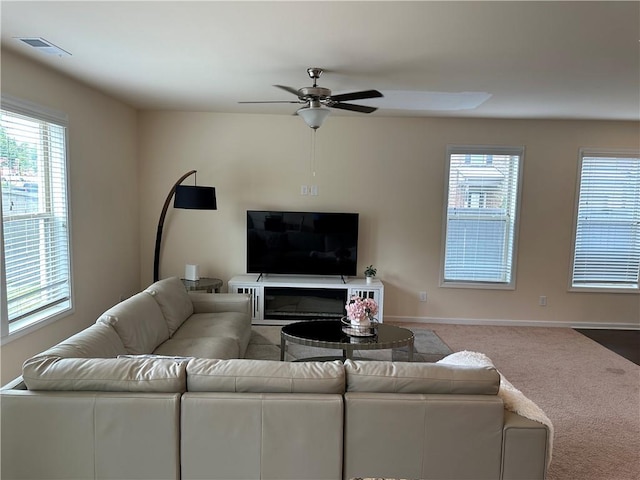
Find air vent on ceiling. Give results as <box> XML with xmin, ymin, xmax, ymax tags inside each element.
<box><xmin>15</xmin><ymin>37</ymin><xmax>71</xmax><ymax>57</ymax></box>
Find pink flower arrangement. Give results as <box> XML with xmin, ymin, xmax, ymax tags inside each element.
<box><xmin>345</xmin><ymin>295</ymin><xmax>379</xmax><ymax>325</ymax></box>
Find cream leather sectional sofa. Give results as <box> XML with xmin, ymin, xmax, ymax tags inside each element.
<box><xmin>1</xmin><ymin>277</ymin><xmax>550</xmax><ymax>480</ymax></box>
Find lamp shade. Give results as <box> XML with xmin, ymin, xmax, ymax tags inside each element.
<box><xmin>297</xmin><ymin>105</ymin><xmax>331</xmax><ymax>130</ymax></box>
<box><xmin>174</xmin><ymin>185</ymin><xmax>217</xmax><ymax>210</ymax></box>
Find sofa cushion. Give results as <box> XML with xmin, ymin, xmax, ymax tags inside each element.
<box><xmin>22</xmin><ymin>357</ymin><xmax>186</xmax><ymax>392</ymax></box>
<box><xmin>171</xmin><ymin>312</ymin><xmax>252</xmax><ymax>357</ymax></box>
<box><xmin>97</xmin><ymin>292</ymin><xmax>169</xmax><ymax>354</ymax></box>
<box><xmin>186</xmin><ymin>359</ymin><xmax>345</xmax><ymax>393</ymax></box>
<box><xmin>34</xmin><ymin>323</ymin><xmax>127</xmax><ymax>359</ymax></box>
<box><xmin>154</xmin><ymin>336</ymin><xmax>240</xmax><ymax>359</ymax></box>
<box><xmin>344</xmin><ymin>360</ymin><xmax>500</xmax><ymax>394</ymax></box>
<box><xmin>145</xmin><ymin>277</ymin><xmax>194</xmax><ymax>336</ymax></box>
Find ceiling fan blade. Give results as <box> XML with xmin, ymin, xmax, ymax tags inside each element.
<box><xmin>238</xmin><ymin>100</ymin><xmax>300</xmax><ymax>104</ymax></box>
<box><xmin>274</xmin><ymin>85</ymin><xmax>300</xmax><ymax>96</ymax></box>
<box><xmin>330</xmin><ymin>90</ymin><xmax>383</xmax><ymax>102</ymax></box>
<box><xmin>329</xmin><ymin>102</ymin><xmax>377</xmax><ymax>114</ymax></box>
<box><xmin>355</xmin><ymin>91</ymin><xmax>493</xmax><ymax>111</ymax></box>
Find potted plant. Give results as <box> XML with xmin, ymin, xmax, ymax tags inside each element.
<box><xmin>364</xmin><ymin>265</ymin><xmax>377</xmax><ymax>284</ymax></box>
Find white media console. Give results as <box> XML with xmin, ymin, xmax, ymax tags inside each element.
<box><xmin>228</xmin><ymin>274</ymin><xmax>384</xmax><ymax>325</ymax></box>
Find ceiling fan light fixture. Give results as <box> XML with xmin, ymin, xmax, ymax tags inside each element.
<box><xmin>297</xmin><ymin>105</ymin><xmax>331</xmax><ymax>130</ymax></box>
<box><xmin>241</xmin><ymin>68</ymin><xmax>382</xmax><ymax>126</ymax></box>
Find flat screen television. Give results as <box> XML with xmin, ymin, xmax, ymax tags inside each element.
<box><xmin>247</xmin><ymin>210</ymin><xmax>359</xmax><ymax>276</ymax></box>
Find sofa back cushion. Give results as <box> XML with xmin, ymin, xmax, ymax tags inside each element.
<box><xmin>22</xmin><ymin>357</ymin><xmax>187</xmax><ymax>392</ymax></box>
<box><xmin>145</xmin><ymin>277</ymin><xmax>194</xmax><ymax>336</ymax></box>
<box><xmin>1</xmin><ymin>391</ymin><xmax>182</xmax><ymax>480</ymax></box>
<box><xmin>97</xmin><ymin>292</ymin><xmax>169</xmax><ymax>354</ymax></box>
<box><xmin>344</xmin><ymin>360</ymin><xmax>500</xmax><ymax>394</ymax></box>
<box><xmin>34</xmin><ymin>323</ymin><xmax>127</xmax><ymax>359</ymax></box>
<box><xmin>186</xmin><ymin>359</ymin><xmax>345</xmax><ymax>393</ymax></box>
<box><xmin>181</xmin><ymin>392</ymin><xmax>344</xmax><ymax>480</ymax></box>
<box><xmin>342</xmin><ymin>392</ymin><xmax>504</xmax><ymax>480</ymax></box>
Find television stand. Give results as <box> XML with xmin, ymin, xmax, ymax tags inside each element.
<box><xmin>228</xmin><ymin>274</ymin><xmax>384</xmax><ymax>325</ymax></box>
<box><xmin>254</xmin><ymin>273</ymin><xmax>346</xmax><ymax>284</ymax></box>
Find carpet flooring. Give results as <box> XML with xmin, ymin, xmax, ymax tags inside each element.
<box><xmin>406</xmin><ymin>322</ymin><xmax>640</xmax><ymax>480</ymax></box>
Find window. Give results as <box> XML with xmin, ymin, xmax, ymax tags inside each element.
<box><xmin>571</xmin><ymin>150</ymin><xmax>640</xmax><ymax>291</ymax></box>
<box><xmin>1</xmin><ymin>95</ymin><xmax>72</xmax><ymax>339</ymax></box>
<box><xmin>441</xmin><ymin>145</ymin><xmax>524</xmax><ymax>288</ymax></box>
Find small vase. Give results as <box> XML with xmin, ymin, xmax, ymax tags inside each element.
<box><xmin>355</xmin><ymin>316</ymin><xmax>371</xmax><ymax>327</ymax></box>
<box><xmin>341</xmin><ymin>316</ymin><xmax>377</xmax><ymax>337</ymax></box>
<box><xmin>366</xmin><ymin>276</ymin><xmax>373</xmax><ymax>284</ymax></box>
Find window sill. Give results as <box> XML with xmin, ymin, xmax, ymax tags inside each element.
<box><xmin>2</xmin><ymin>302</ymin><xmax>73</xmax><ymax>345</ymax></box>
<box><xmin>569</xmin><ymin>285</ymin><xmax>639</xmax><ymax>294</ymax></box>
<box><xmin>440</xmin><ymin>280</ymin><xmax>516</xmax><ymax>290</ymax></box>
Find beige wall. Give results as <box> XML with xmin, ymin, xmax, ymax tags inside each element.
<box><xmin>139</xmin><ymin>111</ymin><xmax>639</xmax><ymax>328</ymax></box>
<box><xmin>1</xmin><ymin>50</ymin><xmax>140</xmax><ymax>382</ymax></box>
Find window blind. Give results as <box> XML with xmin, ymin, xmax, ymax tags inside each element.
<box><xmin>571</xmin><ymin>152</ymin><xmax>640</xmax><ymax>290</ymax></box>
<box><xmin>442</xmin><ymin>146</ymin><xmax>523</xmax><ymax>287</ymax></box>
<box><xmin>1</xmin><ymin>102</ymin><xmax>72</xmax><ymax>329</ymax></box>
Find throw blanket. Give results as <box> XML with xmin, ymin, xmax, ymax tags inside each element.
<box><xmin>437</xmin><ymin>350</ymin><xmax>554</xmax><ymax>468</ymax></box>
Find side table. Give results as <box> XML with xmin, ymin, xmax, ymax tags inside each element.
<box><xmin>181</xmin><ymin>277</ymin><xmax>223</xmax><ymax>293</ymax></box>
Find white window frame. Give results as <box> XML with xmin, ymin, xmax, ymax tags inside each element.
<box><xmin>440</xmin><ymin>145</ymin><xmax>525</xmax><ymax>290</ymax></box>
<box><xmin>569</xmin><ymin>148</ymin><xmax>640</xmax><ymax>293</ymax></box>
<box><xmin>0</xmin><ymin>95</ymin><xmax>74</xmax><ymax>343</ymax></box>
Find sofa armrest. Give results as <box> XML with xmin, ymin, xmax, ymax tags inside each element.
<box><xmin>189</xmin><ymin>292</ymin><xmax>251</xmax><ymax>316</ymax></box>
<box><xmin>501</xmin><ymin>410</ymin><xmax>549</xmax><ymax>480</ymax></box>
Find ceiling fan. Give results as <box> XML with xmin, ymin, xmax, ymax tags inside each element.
<box><xmin>239</xmin><ymin>67</ymin><xmax>383</xmax><ymax>129</ymax></box>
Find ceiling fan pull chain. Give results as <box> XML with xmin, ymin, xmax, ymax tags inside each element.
<box><xmin>310</xmin><ymin>128</ymin><xmax>317</xmax><ymax>178</ymax></box>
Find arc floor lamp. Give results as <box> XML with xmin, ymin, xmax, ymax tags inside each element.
<box><xmin>154</xmin><ymin>170</ymin><xmax>217</xmax><ymax>282</ymax></box>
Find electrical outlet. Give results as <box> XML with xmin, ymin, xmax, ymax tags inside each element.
<box><xmin>419</xmin><ymin>291</ymin><xmax>427</xmax><ymax>302</ymax></box>
<box><xmin>539</xmin><ymin>296</ymin><xmax>547</xmax><ymax>306</ymax></box>
<box><xmin>300</xmin><ymin>185</ymin><xmax>308</xmax><ymax>195</ymax></box>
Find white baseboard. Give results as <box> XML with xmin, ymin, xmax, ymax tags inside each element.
<box><xmin>386</xmin><ymin>315</ymin><xmax>640</xmax><ymax>331</ymax></box>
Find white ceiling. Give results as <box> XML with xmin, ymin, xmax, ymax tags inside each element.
<box><xmin>1</xmin><ymin>1</ymin><xmax>639</xmax><ymax>121</ymax></box>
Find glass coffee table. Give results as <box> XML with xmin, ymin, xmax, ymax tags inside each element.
<box><xmin>280</xmin><ymin>319</ymin><xmax>414</xmax><ymax>361</ymax></box>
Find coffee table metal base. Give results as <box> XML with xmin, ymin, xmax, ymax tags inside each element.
<box><xmin>280</xmin><ymin>320</ymin><xmax>414</xmax><ymax>362</ymax></box>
